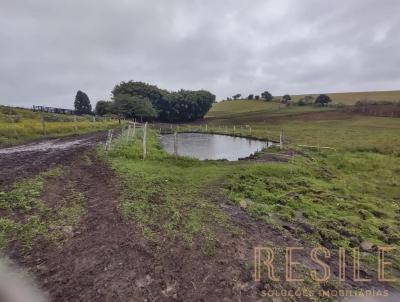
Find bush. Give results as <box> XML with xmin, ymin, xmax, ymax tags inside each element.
<box><xmin>315</xmin><ymin>94</ymin><xmax>332</xmax><ymax>106</ymax></box>
<box><xmin>298</xmin><ymin>95</ymin><xmax>314</xmax><ymax>106</ymax></box>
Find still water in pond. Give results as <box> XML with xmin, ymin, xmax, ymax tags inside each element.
<box><xmin>160</xmin><ymin>133</ymin><xmax>271</xmax><ymax>161</ymax></box>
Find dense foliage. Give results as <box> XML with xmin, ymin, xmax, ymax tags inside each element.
<box><xmin>74</xmin><ymin>91</ymin><xmax>92</xmax><ymax>115</ymax></box>
<box><xmin>298</xmin><ymin>95</ymin><xmax>314</xmax><ymax>106</ymax></box>
<box><xmin>261</xmin><ymin>91</ymin><xmax>273</xmax><ymax>101</ymax></box>
<box><xmin>95</xmin><ymin>100</ymin><xmax>113</xmax><ymax>116</ymax></box>
<box><xmin>282</xmin><ymin>94</ymin><xmax>291</xmax><ymax>104</ymax></box>
<box><xmin>315</xmin><ymin>94</ymin><xmax>332</xmax><ymax>106</ymax></box>
<box><xmin>105</xmin><ymin>81</ymin><xmax>215</xmax><ymax>122</ymax></box>
<box><xmin>163</xmin><ymin>90</ymin><xmax>216</xmax><ymax>122</ymax></box>
<box><xmin>112</xmin><ymin>94</ymin><xmax>157</xmax><ymax>120</ymax></box>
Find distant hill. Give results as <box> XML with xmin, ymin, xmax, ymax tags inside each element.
<box><xmin>206</xmin><ymin>90</ymin><xmax>400</xmax><ymax>122</ymax></box>
<box><xmin>279</xmin><ymin>90</ymin><xmax>400</xmax><ymax>105</ymax></box>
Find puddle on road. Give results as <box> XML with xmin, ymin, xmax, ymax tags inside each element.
<box><xmin>0</xmin><ymin>138</ymin><xmax>92</xmax><ymax>154</ymax></box>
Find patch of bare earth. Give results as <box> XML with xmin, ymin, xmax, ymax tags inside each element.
<box><xmin>0</xmin><ymin>131</ymin><xmax>108</xmax><ymax>188</ymax></box>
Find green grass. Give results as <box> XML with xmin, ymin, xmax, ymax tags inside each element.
<box><xmin>204</xmin><ymin>101</ymin><xmax>400</xmax><ymax>154</ymax></box>
<box><xmin>0</xmin><ymin>105</ymin><xmax>121</xmax><ymax>146</ymax></box>
<box><xmin>112</xmin><ymin>102</ymin><xmax>399</xmax><ymax>280</ymax></box>
<box><xmin>0</xmin><ymin>168</ymin><xmax>85</xmax><ymax>249</ymax></box>
<box><xmin>226</xmin><ymin>150</ymin><xmax>400</xmax><ymax>246</ymax></box>
<box><xmin>245</xmin><ymin>116</ymin><xmax>400</xmax><ymax>154</ymax></box>
<box><xmin>216</xmin><ymin>90</ymin><xmax>400</xmax><ymax>106</ymax></box>
<box><xmin>225</xmin><ymin>148</ymin><xmax>400</xmax><ymax>281</ymax></box>
<box><xmin>288</xmin><ymin>90</ymin><xmax>400</xmax><ymax>105</ymax></box>
<box><xmin>205</xmin><ymin>100</ymin><xmax>400</xmax><ymax>282</ymax></box>
<box><xmin>206</xmin><ymin>100</ymin><xmax>280</xmax><ymax>118</ymax></box>
<box><xmin>95</xmin><ymin>100</ymin><xmax>400</xmax><ymax>285</ymax></box>
<box><xmin>206</xmin><ymin>99</ymin><xmax>334</xmax><ymax>121</ymax></box>
<box><xmin>101</xmin><ymin>129</ymin><xmax>233</xmax><ymax>251</ymax></box>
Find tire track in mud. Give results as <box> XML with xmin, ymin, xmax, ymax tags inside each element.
<box><xmin>0</xmin><ymin>132</ymin><xmax>108</xmax><ymax>188</ymax></box>
<box><xmin>4</xmin><ymin>145</ymin><xmax>257</xmax><ymax>301</ymax></box>
<box><xmin>0</xmin><ymin>133</ymin><xmax>254</xmax><ymax>301</ymax></box>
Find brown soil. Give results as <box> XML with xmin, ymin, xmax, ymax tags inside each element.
<box><xmin>351</xmin><ymin>103</ymin><xmax>400</xmax><ymax>117</ymax></box>
<box><xmin>1</xmin><ymin>132</ymin><xmax>396</xmax><ymax>301</ymax></box>
<box><xmin>0</xmin><ymin>131</ymin><xmax>108</xmax><ymax>188</ymax></box>
<box><xmin>197</xmin><ymin>110</ymin><xmax>358</xmax><ymax>126</ymax></box>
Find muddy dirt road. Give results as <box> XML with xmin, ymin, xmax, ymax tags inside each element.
<box><xmin>1</xmin><ymin>132</ymin><xmax>397</xmax><ymax>301</ymax></box>
<box><xmin>0</xmin><ymin>132</ymin><xmax>108</xmax><ymax>188</ymax></box>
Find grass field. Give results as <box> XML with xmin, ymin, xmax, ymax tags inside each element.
<box><xmin>0</xmin><ymin>97</ymin><xmax>400</xmax><ymax>301</ymax></box>
<box><xmin>257</xmin><ymin>90</ymin><xmax>400</xmax><ymax>105</ymax></box>
<box><xmin>104</xmin><ymin>101</ymin><xmax>400</xmax><ymax>288</ymax></box>
<box><xmin>288</xmin><ymin>90</ymin><xmax>400</xmax><ymax>105</ymax></box>
<box><xmin>206</xmin><ymin>100</ymin><xmax>335</xmax><ymax>120</ymax></box>
<box><xmin>0</xmin><ymin>106</ymin><xmax>121</xmax><ymax>146</ymax></box>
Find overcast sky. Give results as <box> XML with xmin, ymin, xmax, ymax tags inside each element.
<box><xmin>1</xmin><ymin>0</ymin><xmax>399</xmax><ymax>109</ymax></box>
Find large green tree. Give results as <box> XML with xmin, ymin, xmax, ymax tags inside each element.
<box><xmin>95</xmin><ymin>100</ymin><xmax>113</xmax><ymax>116</ymax></box>
<box><xmin>111</xmin><ymin>81</ymin><xmax>215</xmax><ymax>122</ymax></box>
<box><xmin>164</xmin><ymin>90</ymin><xmax>215</xmax><ymax>122</ymax></box>
<box><xmin>261</xmin><ymin>91</ymin><xmax>273</xmax><ymax>101</ymax></box>
<box><xmin>74</xmin><ymin>90</ymin><xmax>92</xmax><ymax>115</ymax></box>
<box><xmin>282</xmin><ymin>94</ymin><xmax>291</xmax><ymax>104</ymax></box>
<box><xmin>315</xmin><ymin>94</ymin><xmax>332</xmax><ymax>106</ymax></box>
<box><xmin>112</xmin><ymin>94</ymin><xmax>157</xmax><ymax>120</ymax></box>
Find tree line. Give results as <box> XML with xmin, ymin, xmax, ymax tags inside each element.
<box><xmin>73</xmin><ymin>84</ymin><xmax>332</xmax><ymax>120</ymax></box>
<box><xmin>227</xmin><ymin>91</ymin><xmax>332</xmax><ymax>106</ymax></box>
<box><xmin>94</xmin><ymin>81</ymin><xmax>215</xmax><ymax>122</ymax></box>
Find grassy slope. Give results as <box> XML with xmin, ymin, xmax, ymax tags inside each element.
<box><xmin>214</xmin><ymin>91</ymin><xmax>400</xmax><ymax>108</ymax></box>
<box><xmin>280</xmin><ymin>90</ymin><xmax>400</xmax><ymax>105</ymax></box>
<box><xmin>298</xmin><ymin>90</ymin><xmax>400</xmax><ymax>105</ymax></box>
<box><xmin>101</xmin><ymin>131</ymin><xmax>233</xmax><ymax>253</ymax></box>
<box><xmin>205</xmin><ymin>100</ymin><xmax>400</xmax><ymax>278</ymax></box>
<box><xmin>206</xmin><ymin>100</ymin><xmax>334</xmax><ymax>119</ymax></box>
<box><xmin>106</xmin><ymin>101</ymin><xmax>400</xmax><ymax>282</ymax></box>
<box><xmin>0</xmin><ymin>106</ymin><xmax>121</xmax><ymax>146</ymax></box>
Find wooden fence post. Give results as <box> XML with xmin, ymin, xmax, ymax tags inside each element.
<box><xmin>41</xmin><ymin>111</ymin><xmax>46</xmax><ymax>135</ymax></box>
<box><xmin>105</xmin><ymin>130</ymin><xmax>110</xmax><ymax>151</ymax></box>
<box><xmin>233</xmin><ymin>125</ymin><xmax>236</xmax><ymax>134</ymax></box>
<box><xmin>143</xmin><ymin>122</ymin><xmax>148</xmax><ymax>160</ymax></box>
<box><xmin>279</xmin><ymin>129</ymin><xmax>284</xmax><ymax>150</ymax></box>
<box><xmin>105</xmin><ymin>129</ymin><xmax>113</xmax><ymax>152</ymax></box>
<box><xmin>126</xmin><ymin>125</ymin><xmax>131</xmax><ymax>142</ymax></box>
<box><xmin>205</xmin><ymin>124</ymin><xmax>208</xmax><ymax>131</ymax></box>
<box><xmin>8</xmin><ymin>106</ymin><xmax>17</xmax><ymax>137</ymax></box>
<box><xmin>74</xmin><ymin>116</ymin><xmax>78</xmax><ymax>133</ymax></box>
<box><xmin>174</xmin><ymin>131</ymin><xmax>178</xmax><ymax>159</ymax></box>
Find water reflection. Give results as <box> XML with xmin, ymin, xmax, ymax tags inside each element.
<box><xmin>160</xmin><ymin>133</ymin><xmax>271</xmax><ymax>161</ymax></box>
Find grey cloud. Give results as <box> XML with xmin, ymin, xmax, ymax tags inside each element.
<box><xmin>0</xmin><ymin>0</ymin><xmax>399</xmax><ymax>108</ymax></box>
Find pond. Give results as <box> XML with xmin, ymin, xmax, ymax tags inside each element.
<box><xmin>160</xmin><ymin>132</ymin><xmax>272</xmax><ymax>161</ymax></box>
